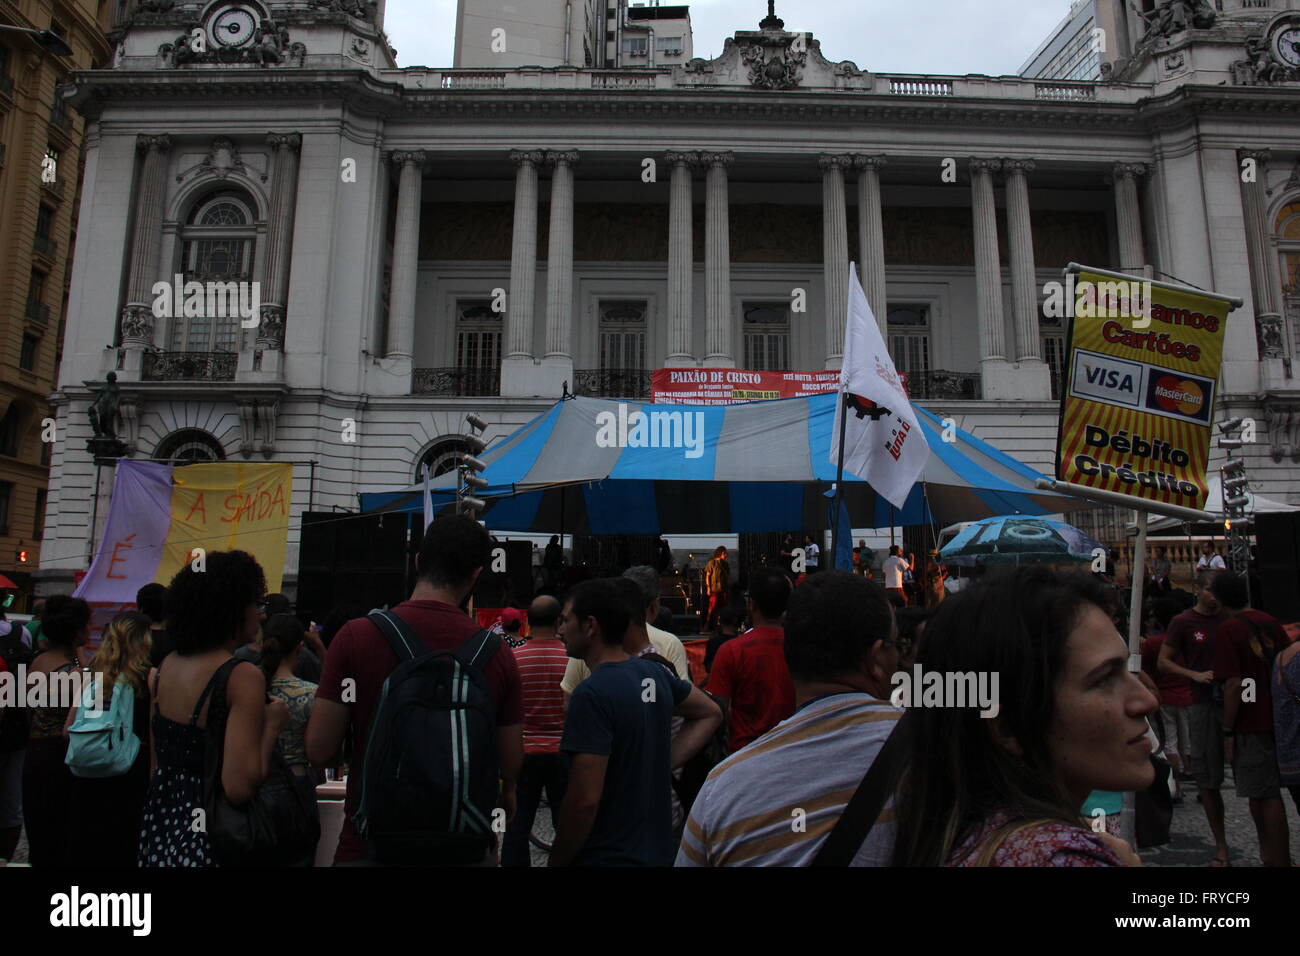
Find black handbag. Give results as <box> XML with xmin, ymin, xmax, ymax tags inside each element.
<box><xmin>201</xmin><ymin>659</ymin><xmax>320</xmax><ymax>867</ymax></box>
<box><xmin>1135</xmin><ymin>755</ymin><xmax>1173</xmax><ymax>849</ymax></box>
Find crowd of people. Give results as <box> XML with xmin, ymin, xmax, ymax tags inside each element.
<box><xmin>0</xmin><ymin>515</ymin><xmax>1296</xmax><ymax>868</ymax></box>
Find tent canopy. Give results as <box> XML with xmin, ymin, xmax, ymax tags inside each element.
<box><xmin>359</xmin><ymin>394</ymin><xmax>1090</xmax><ymax>534</ymax></box>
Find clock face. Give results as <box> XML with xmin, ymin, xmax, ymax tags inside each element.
<box><xmin>1274</xmin><ymin>26</ymin><xmax>1300</xmax><ymax>68</ymax></box>
<box><xmin>211</xmin><ymin>7</ymin><xmax>257</xmax><ymax>48</ymax></box>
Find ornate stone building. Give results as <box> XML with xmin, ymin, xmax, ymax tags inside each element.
<box><xmin>32</xmin><ymin>0</ymin><xmax>1300</xmax><ymax>593</ymax></box>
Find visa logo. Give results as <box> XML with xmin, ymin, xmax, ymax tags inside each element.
<box><xmin>1083</xmin><ymin>364</ymin><xmax>1135</xmax><ymax>392</ymax></box>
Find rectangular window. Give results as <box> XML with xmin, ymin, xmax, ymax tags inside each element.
<box><xmin>0</xmin><ymin>482</ymin><xmax>11</xmax><ymax>536</ymax></box>
<box><xmin>19</xmin><ymin>334</ymin><xmax>37</xmax><ymax>371</ymax></box>
<box><xmin>598</xmin><ymin>300</ymin><xmax>647</xmax><ymax>371</ymax></box>
<box><xmin>35</xmin><ymin>204</ymin><xmax>54</xmax><ymax>240</ymax></box>
<box><xmin>656</xmin><ymin>36</ymin><xmax>683</xmax><ymax>54</ymax></box>
<box><xmin>621</xmin><ymin>36</ymin><xmax>648</xmax><ymax>56</ymax></box>
<box><xmin>34</xmin><ymin>489</ymin><xmax>46</xmax><ymax>540</ymax></box>
<box><xmin>0</xmin><ymin>405</ymin><xmax>19</xmax><ymax>457</ymax></box>
<box><xmin>1042</xmin><ymin>332</ymin><xmax>1066</xmax><ymax>400</ymax></box>
<box><xmin>886</xmin><ymin>305</ymin><xmax>931</xmax><ymax>393</ymax></box>
<box><xmin>742</xmin><ymin>302</ymin><xmax>791</xmax><ymax>371</ymax></box>
<box><xmin>454</xmin><ymin>299</ymin><xmax>502</xmax><ymax>371</ymax></box>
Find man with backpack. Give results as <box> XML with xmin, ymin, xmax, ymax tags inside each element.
<box><xmin>1210</xmin><ymin>571</ymin><xmax>1292</xmax><ymax>866</ymax></box>
<box><xmin>308</xmin><ymin>515</ymin><xmax>523</xmax><ymax>866</ymax></box>
<box><xmin>0</xmin><ymin>608</ymin><xmax>35</xmax><ymax>861</ymax></box>
<box><xmin>550</xmin><ymin>578</ymin><xmax>722</xmax><ymax>867</ymax></box>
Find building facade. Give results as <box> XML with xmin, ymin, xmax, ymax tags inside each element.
<box><xmin>32</xmin><ymin>0</ymin><xmax>1300</xmax><ymax>595</ymax></box>
<box><xmin>1</xmin><ymin>0</ymin><xmax>116</xmax><ymax>609</ymax></box>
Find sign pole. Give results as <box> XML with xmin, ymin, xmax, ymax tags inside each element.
<box><xmin>1121</xmin><ymin>508</ymin><xmax>1149</xmax><ymax>849</ymax></box>
<box><xmin>831</xmin><ymin>394</ymin><xmax>849</xmax><ymax>568</ymax></box>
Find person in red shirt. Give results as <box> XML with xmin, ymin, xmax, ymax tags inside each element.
<box><xmin>501</xmin><ymin>595</ymin><xmax>570</xmax><ymax>867</ymax></box>
<box><xmin>1210</xmin><ymin>571</ymin><xmax>1292</xmax><ymax>867</ymax></box>
<box><xmin>1158</xmin><ymin>568</ymin><xmax>1230</xmax><ymax>866</ymax></box>
<box><xmin>307</xmin><ymin>515</ymin><xmax>523</xmax><ymax>865</ymax></box>
<box><xmin>707</xmin><ymin>566</ymin><xmax>796</xmax><ymax>752</ymax></box>
<box><xmin>1140</xmin><ymin>598</ymin><xmax>1192</xmax><ymax>801</ymax></box>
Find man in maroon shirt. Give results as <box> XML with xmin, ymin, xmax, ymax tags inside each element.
<box><xmin>708</xmin><ymin>566</ymin><xmax>795</xmax><ymax>752</ymax></box>
<box><xmin>307</xmin><ymin>515</ymin><xmax>523</xmax><ymax>865</ymax></box>
<box><xmin>1140</xmin><ymin>598</ymin><xmax>1192</xmax><ymax>800</ymax></box>
<box><xmin>1210</xmin><ymin>571</ymin><xmax>1292</xmax><ymax>867</ymax></box>
<box><xmin>1158</xmin><ymin>568</ymin><xmax>1230</xmax><ymax>866</ymax></box>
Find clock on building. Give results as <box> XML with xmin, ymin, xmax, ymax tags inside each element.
<box><xmin>1268</xmin><ymin>15</ymin><xmax>1300</xmax><ymax>69</ymax></box>
<box><xmin>208</xmin><ymin>4</ymin><xmax>260</xmax><ymax>48</ymax></box>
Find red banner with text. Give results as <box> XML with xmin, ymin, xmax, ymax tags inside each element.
<box><xmin>652</xmin><ymin>369</ymin><xmax>842</xmax><ymax>405</ymax></box>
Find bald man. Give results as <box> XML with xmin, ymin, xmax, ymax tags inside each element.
<box><xmin>501</xmin><ymin>594</ymin><xmax>570</xmax><ymax>866</ymax></box>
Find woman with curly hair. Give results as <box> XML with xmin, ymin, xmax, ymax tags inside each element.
<box><xmin>23</xmin><ymin>594</ymin><xmax>91</xmax><ymax>867</ymax></box>
<box><xmin>66</xmin><ymin>611</ymin><xmax>153</xmax><ymax>866</ymax></box>
<box><xmin>137</xmin><ymin>551</ymin><xmax>287</xmax><ymax>867</ymax></box>
<box><xmin>890</xmin><ymin>565</ymin><xmax>1157</xmax><ymax>867</ymax></box>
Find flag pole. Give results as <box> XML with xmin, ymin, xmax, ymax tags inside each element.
<box><xmin>831</xmin><ymin>390</ymin><xmax>849</xmax><ymax>569</ymax></box>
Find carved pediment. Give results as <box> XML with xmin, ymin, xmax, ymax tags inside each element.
<box><xmin>675</xmin><ymin>6</ymin><xmax>866</xmax><ymax>91</ymax></box>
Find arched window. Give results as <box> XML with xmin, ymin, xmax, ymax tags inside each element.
<box><xmin>170</xmin><ymin>191</ymin><xmax>258</xmax><ymax>354</ymax></box>
<box><xmin>155</xmin><ymin>429</ymin><xmax>226</xmax><ymax>464</ymax></box>
<box><xmin>417</xmin><ymin>438</ymin><xmax>472</xmax><ymax>482</ymax></box>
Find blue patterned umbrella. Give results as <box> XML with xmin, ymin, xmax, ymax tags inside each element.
<box><xmin>939</xmin><ymin>515</ymin><xmax>1105</xmax><ymax>567</ymax></box>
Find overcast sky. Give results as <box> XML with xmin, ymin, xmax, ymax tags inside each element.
<box><xmin>386</xmin><ymin>0</ymin><xmax>1076</xmax><ymax>75</ymax></box>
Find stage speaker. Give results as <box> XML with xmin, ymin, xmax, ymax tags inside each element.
<box><xmin>297</xmin><ymin>511</ymin><xmax>412</xmax><ymax>624</ymax></box>
<box><xmin>1255</xmin><ymin>512</ymin><xmax>1300</xmax><ymax>625</ymax></box>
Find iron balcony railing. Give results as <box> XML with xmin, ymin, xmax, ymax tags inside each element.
<box><xmin>412</xmin><ymin>366</ymin><xmax>500</xmax><ymax>396</ymax></box>
<box><xmin>33</xmin><ymin>235</ymin><xmax>57</xmax><ymax>260</ymax></box>
<box><xmin>574</xmin><ymin>368</ymin><xmax>651</xmax><ymax>400</ymax></box>
<box><xmin>142</xmin><ymin>351</ymin><xmax>237</xmax><ymax>382</ymax></box>
<box><xmin>24</xmin><ymin>300</ymin><xmax>50</xmax><ymax>325</ymax></box>
<box><xmin>903</xmin><ymin>369</ymin><xmax>982</xmax><ymax>401</ymax></box>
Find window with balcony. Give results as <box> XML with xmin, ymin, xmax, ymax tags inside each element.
<box><xmin>0</xmin><ymin>45</ymin><xmax>12</xmax><ymax>96</ymax></box>
<box><xmin>19</xmin><ymin>334</ymin><xmax>37</xmax><ymax>371</ymax></box>
<box><xmin>456</xmin><ymin>299</ymin><xmax>503</xmax><ymax>373</ymax></box>
<box><xmin>598</xmin><ymin>300</ymin><xmax>647</xmax><ymax>371</ymax></box>
<box><xmin>33</xmin><ymin>489</ymin><xmax>46</xmax><ymax>540</ymax></box>
<box><xmin>170</xmin><ymin>192</ymin><xmax>257</xmax><ymax>354</ymax></box>
<box><xmin>887</xmin><ymin>305</ymin><xmax>931</xmax><ymax>392</ymax></box>
<box><xmin>0</xmin><ymin>404</ymin><xmax>22</xmax><ymax>458</ymax></box>
<box><xmin>1040</xmin><ymin>308</ymin><xmax>1066</xmax><ymax>400</ymax></box>
<box><xmin>0</xmin><ymin>482</ymin><xmax>11</xmax><ymax>536</ymax></box>
<box><xmin>34</xmin><ymin>204</ymin><xmax>56</xmax><ymax>258</ymax></box>
<box><xmin>26</xmin><ymin>270</ymin><xmax>46</xmax><ymax>323</ymax></box>
<box><xmin>742</xmin><ymin>301</ymin><xmax>791</xmax><ymax>371</ymax></box>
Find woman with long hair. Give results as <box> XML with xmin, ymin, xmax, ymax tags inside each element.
<box><xmin>261</xmin><ymin>613</ymin><xmax>321</xmax><ymax>865</ymax></box>
<box><xmin>138</xmin><ymin>551</ymin><xmax>287</xmax><ymax>867</ymax></box>
<box><xmin>67</xmin><ymin>611</ymin><xmax>153</xmax><ymax>866</ymax></box>
<box><xmin>891</xmin><ymin>566</ymin><xmax>1157</xmax><ymax>866</ymax></box>
<box><xmin>23</xmin><ymin>594</ymin><xmax>91</xmax><ymax>866</ymax></box>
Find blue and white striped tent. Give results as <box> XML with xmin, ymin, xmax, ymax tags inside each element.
<box><xmin>359</xmin><ymin>393</ymin><xmax>1088</xmax><ymax>534</ymax></box>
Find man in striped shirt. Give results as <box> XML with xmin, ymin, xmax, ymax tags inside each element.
<box><xmin>676</xmin><ymin>570</ymin><xmax>902</xmax><ymax>867</ymax></box>
<box><xmin>501</xmin><ymin>595</ymin><xmax>570</xmax><ymax>866</ymax></box>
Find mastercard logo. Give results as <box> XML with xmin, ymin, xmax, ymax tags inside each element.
<box><xmin>1152</xmin><ymin>376</ymin><xmax>1203</xmax><ymax>416</ymax></box>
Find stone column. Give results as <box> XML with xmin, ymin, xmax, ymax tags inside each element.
<box><xmin>821</xmin><ymin>154</ymin><xmax>852</xmax><ymax>368</ymax></box>
<box><xmin>1112</xmin><ymin>162</ymin><xmax>1148</xmax><ymax>274</ymax></box>
<box><xmin>1238</xmin><ymin>149</ymin><xmax>1286</xmax><ymax>361</ymax></box>
<box><xmin>386</xmin><ymin>150</ymin><xmax>425</xmax><ymax>362</ymax></box>
<box><xmin>970</xmin><ymin>158</ymin><xmax>1006</xmax><ymax>363</ymax></box>
<box><xmin>544</xmin><ymin>150</ymin><xmax>579</xmax><ymax>359</ymax></box>
<box><xmin>1003</xmin><ymin>159</ymin><xmax>1042</xmax><ymax>363</ymax></box>
<box><xmin>120</xmin><ymin>134</ymin><xmax>172</xmax><ymax>350</ymax></box>
<box><xmin>507</xmin><ymin>149</ymin><xmax>544</xmax><ymax>360</ymax></box>
<box><xmin>855</xmin><ymin>155</ymin><xmax>888</xmax><ymax>332</ymax></box>
<box><xmin>256</xmin><ymin>132</ymin><xmax>301</xmax><ymax>354</ymax></box>
<box><xmin>665</xmin><ymin>150</ymin><xmax>698</xmax><ymax>367</ymax></box>
<box><xmin>702</xmin><ymin>152</ymin><xmax>734</xmax><ymax>368</ymax></box>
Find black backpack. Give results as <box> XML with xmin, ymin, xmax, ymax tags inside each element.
<box><xmin>0</xmin><ymin>624</ymin><xmax>35</xmax><ymax>751</ymax></box>
<box><xmin>353</xmin><ymin>611</ymin><xmax>502</xmax><ymax>865</ymax></box>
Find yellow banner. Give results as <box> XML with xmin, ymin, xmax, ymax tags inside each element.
<box><xmin>1056</xmin><ymin>267</ymin><xmax>1238</xmax><ymax>512</ymax></box>
<box><xmin>155</xmin><ymin>463</ymin><xmax>293</xmax><ymax>591</ymax></box>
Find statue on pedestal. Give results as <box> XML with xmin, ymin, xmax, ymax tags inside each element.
<box><xmin>88</xmin><ymin>373</ymin><xmax>122</xmax><ymax>439</ymax></box>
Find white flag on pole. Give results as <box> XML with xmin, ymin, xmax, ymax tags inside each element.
<box><xmin>830</xmin><ymin>262</ymin><xmax>930</xmax><ymax>509</ymax></box>
<box><xmin>421</xmin><ymin>463</ymin><xmax>434</xmax><ymax>531</ymax></box>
